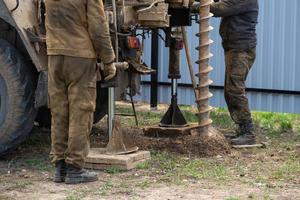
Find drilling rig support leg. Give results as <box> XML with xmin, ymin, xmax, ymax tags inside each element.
<box><xmin>160</xmin><ymin>79</ymin><xmax>188</xmax><ymax>127</ymax></box>
<box><xmin>160</xmin><ymin>40</ymin><xmax>188</xmax><ymax>128</ymax></box>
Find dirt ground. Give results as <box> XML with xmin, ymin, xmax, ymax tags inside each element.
<box><xmin>1</xmin><ymin>179</ymin><xmax>299</xmax><ymax>200</ymax></box>
<box><xmin>91</xmin><ymin>125</ymin><xmax>231</xmax><ymax>157</ymax></box>
<box><xmin>0</xmin><ymin>104</ymin><xmax>300</xmax><ymax>200</ymax></box>
<box><xmin>1</xmin><ymin>127</ymin><xmax>299</xmax><ymax>200</ymax></box>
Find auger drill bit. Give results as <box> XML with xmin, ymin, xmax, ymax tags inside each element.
<box><xmin>195</xmin><ymin>0</ymin><xmax>214</xmax><ymax>133</ymax></box>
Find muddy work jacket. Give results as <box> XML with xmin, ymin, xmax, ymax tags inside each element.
<box><xmin>45</xmin><ymin>0</ymin><xmax>115</xmax><ymax>64</ymax></box>
<box><xmin>211</xmin><ymin>0</ymin><xmax>259</xmax><ymax>51</ymax></box>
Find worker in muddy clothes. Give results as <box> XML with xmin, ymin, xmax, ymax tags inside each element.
<box><xmin>45</xmin><ymin>0</ymin><xmax>116</xmax><ymax>184</ymax></box>
<box><xmin>193</xmin><ymin>0</ymin><xmax>259</xmax><ymax>145</ymax></box>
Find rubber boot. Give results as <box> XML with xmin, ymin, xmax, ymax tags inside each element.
<box><xmin>54</xmin><ymin>160</ymin><xmax>67</xmax><ymax>183</ymax></box>
<box><xmin>65</xmin><ymin>164</ymin><xmax>98</xmax><ymax>184</ymax></box>
<box><xmin>231</xmin><ymin>121</ymin><xmax>256</xmax><ymax>145</ymax></box>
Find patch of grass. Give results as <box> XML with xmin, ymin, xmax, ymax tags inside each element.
<box><xmin>148</xmin><ymin>152</ymin><xmax>182</xmax><ymax>183</ymax></box>
<box><xmin>105</xmin><ymin>166</ymin><xmax>123</xmax><ymax>174</ymax></box>
<box><xmin>96</xmin><ymin>181</ymin><xmax>114</xmax><ymax>196</ymax></box>
<box><xmin>149</xmin><ymin>152</ymin><xmax>228</xmax><ymax>183</ymax></box>
<box><xmin>116</xmin><ymin>106</ymin><xmax>162</xmax><ymax>126</ymax></box>
<box><xmin>211</xmin><ymin>108</ymin><xmax>235</xmax><ymax>130</ymax></box>
<box><xmin>64</xmin><ymin>187</ymin><xmax>97</xmax><ymax>200</ymax></box>
<box><xmin>135</xmin><ymin>180</ymin><xmax>151</xmax><ymax>189</ymax></box>
<box><xmin>180</xmin><ymin>160</ymin><xmax>227</xmax><ymax>180</ymax></box>
<box><xmin>147</xmin><ymin>149</ymin><xmax>298</xmax><ymax>188</ymax></box>
<box><xmin>117</xmin><ymin>181</ymin><xmax>133</xmax><ymax>195</ymax></box>
<box><xmin>263</xmin><ymin>193</ymin><xmax>273</xmax><ymax>200</ymax></box>
<box><xmin>253</xmin><ymin>112</ymin><xmax>299</xmax><ymax>137</ymax></box>
<box><xmin>7</xmin><ymin>180</ymin><xmax>33</xmax><ymax>190</ymax></box>
<box><xmin>211</xmin><ymin>108</ymin><xmax>300</xmax><ymax>138</ymax></box>
<box><xmin>65</xmin><ymin>194</ymin><xmax>80</xmax><ymax>200</ymax></box>
<box><xmin>3</xmin><ymin>155</ymin><xmax>53</xmax><ymax>174</ymax></box>
<box><xmin>23</xmin><ymin>158</ymin><xmax>53</xmax><ymax>171</ymax></box>
<box><xmin>136</xmin><ymin>161</ymin><xmax>151</xmax><ymax>170</ymax></box>
<box><xmin>181</xmin><ymin>109</ymin><xmax>198</xmax><ymax>123</ymax></box>
<box><xmin>254</xmin><ymin>175</ymin><xmax>268</xmax><ymax>185</ymax></box>
<box><xmin>272</xmin><ymin>159</ymin><xmax>300</xmax><ymax>181</ymax></box>
<box><xmin>151</xmin><ymin>151</ymin><xmax>177</xmax><ymax>172</ymax></box>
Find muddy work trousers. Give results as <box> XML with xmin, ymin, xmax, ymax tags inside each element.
<box><xmin>224</xmin><ymin>48</ymin><xmax>256</xmax><ymax>125</ymax></box>
<box><xmin>48</xmin><ymin>55</ymin><xmax>97</xmax><ymax>168</ymax></box>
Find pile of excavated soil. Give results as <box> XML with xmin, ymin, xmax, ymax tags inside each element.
<box><xmin>91</xmin><ymin>126</ymin><xmax>231</xmax><ymax>157</ymax></box>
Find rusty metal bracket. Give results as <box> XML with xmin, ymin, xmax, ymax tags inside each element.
<box><xmin>104</xmin><ymin>119</ymin><xmax>139</xmax><ymax>155</ymax></box>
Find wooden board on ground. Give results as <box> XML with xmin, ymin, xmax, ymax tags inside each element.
<box><xmin>143</xmin><ymin>123</ymin><xmax>201</xmax><ymax>137</ymax></box>
<box><xmin>232</xmin><ymin>142</ymin><xmax>268</xmax><ymax>149</ymax></box>
<box><xmin>85</xmin><ymin>148</ymin><xmax>151</xmax><ymax>170</ymax></box>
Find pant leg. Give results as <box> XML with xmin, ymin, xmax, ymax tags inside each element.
<box><xmin>224</xmin><ymin>48</ymin><xmax>256</xmax><ymax>124</ymax></box>
<box><xmin>48</xmin><ymin>55</ymin><xmax>69</xmax><ymax>163</ymax></box>
<box><xmin>63</xmin><ymin>56</ymin><xmax>97</xmax><ymax>168</ymax></box>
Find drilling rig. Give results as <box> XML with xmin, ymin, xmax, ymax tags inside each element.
<box><xmin>0</xmin><ymin>0</ymin><xmax>215</xmax><ymax>156</ymax></box>
<box><xmin>113</xmin><ymin>0</ymin><xmax>215</xmax><ymax>136</ymax></box>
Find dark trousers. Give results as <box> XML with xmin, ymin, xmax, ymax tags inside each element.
<box><xmin>224</xmin><ymin>48</ymin><xmax>256</xmax><ymax>124</ymax></box>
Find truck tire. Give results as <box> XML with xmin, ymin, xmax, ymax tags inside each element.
<box><xmin>0</xmin><ymin>39</ymin><xmax>37</xmax><ymax>156</ymax></box>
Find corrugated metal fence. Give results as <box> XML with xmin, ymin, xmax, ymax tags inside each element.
<box><xmin>138</xmin><ymin>0</ymin><xmax>300</xmax><ymax>113</ymax></box>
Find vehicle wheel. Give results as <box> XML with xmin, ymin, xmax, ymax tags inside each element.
<box><xmin>0</xmin><ymin>39</ymin><xmax>37</xmax><ymax>156</ymax></box>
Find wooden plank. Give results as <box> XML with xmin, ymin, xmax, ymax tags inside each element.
<box><xmin>86</xmin><ymin>149</ymin><xmax>150</xmax><ymax>165</ymax></box>
<box><xmin>85</xmin><ymin>158</ymin><xmax>150</xmax><ymax>170</ymax></box>
<box><xmin>142</xmin><ymin>151</ymin><xmax>151</xmax><ymax>159</ymax></box>
<box><xmin>86</xmin><ymin>153</ymin><xmax>129</xmax><ymax>165</ymax></box>
<box><xmin>85</xmin><ymin>150</ymin><xmax>151</xmax><ymax>171</ymax></box>
<box><xmin>232</xmin><ymin>143</ymin><xmax>267</xmax><ymax>149</ymax></box>
<box><xmin>125</xmin><ymin>159</ymin><xmax>149</xmax><ymax>170</ymax></box>
<box><xmin>128</xmin><ymin>151</ymin><xmax>144</xmax><ymax>162</ymax></box>
<box><xmin>88</xmin><ymin>151</ymin><xmax>146</xmax><ymax>162</ymax></box>
<box><xmin>84</xmin><ymin>163</ymin><xmax>127</xmax><ymax>170</ymax></box>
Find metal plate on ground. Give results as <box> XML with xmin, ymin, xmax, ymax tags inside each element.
<box><xmin>85</xmin><ymin>149</ymin><xmax>151</xmax><ymax>170</ymax></box>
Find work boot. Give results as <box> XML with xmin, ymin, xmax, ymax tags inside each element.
<box><xmin>65</xmin><ymin>164</ymin><xmax>98</xmax><ymax>184</ymax></box>
<box><xmin>224</xmin><ymin>123</ymin><xmax>251</xmax><ymax>139</ymax></box>
<box><xmin>54</xmin><ymin>160</ymin><xmax>67</xmax><ymax>183</ymax></box>
<box><xmin>231</xmin><ymin>121</ymin><xmax>256</xmax><ymax>145</ymax></box>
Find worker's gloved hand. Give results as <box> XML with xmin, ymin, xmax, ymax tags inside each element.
<box><xmin>102</xmin><ymin>62</ymin><xmax>116</xmax><ymax>81</ymax></box>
